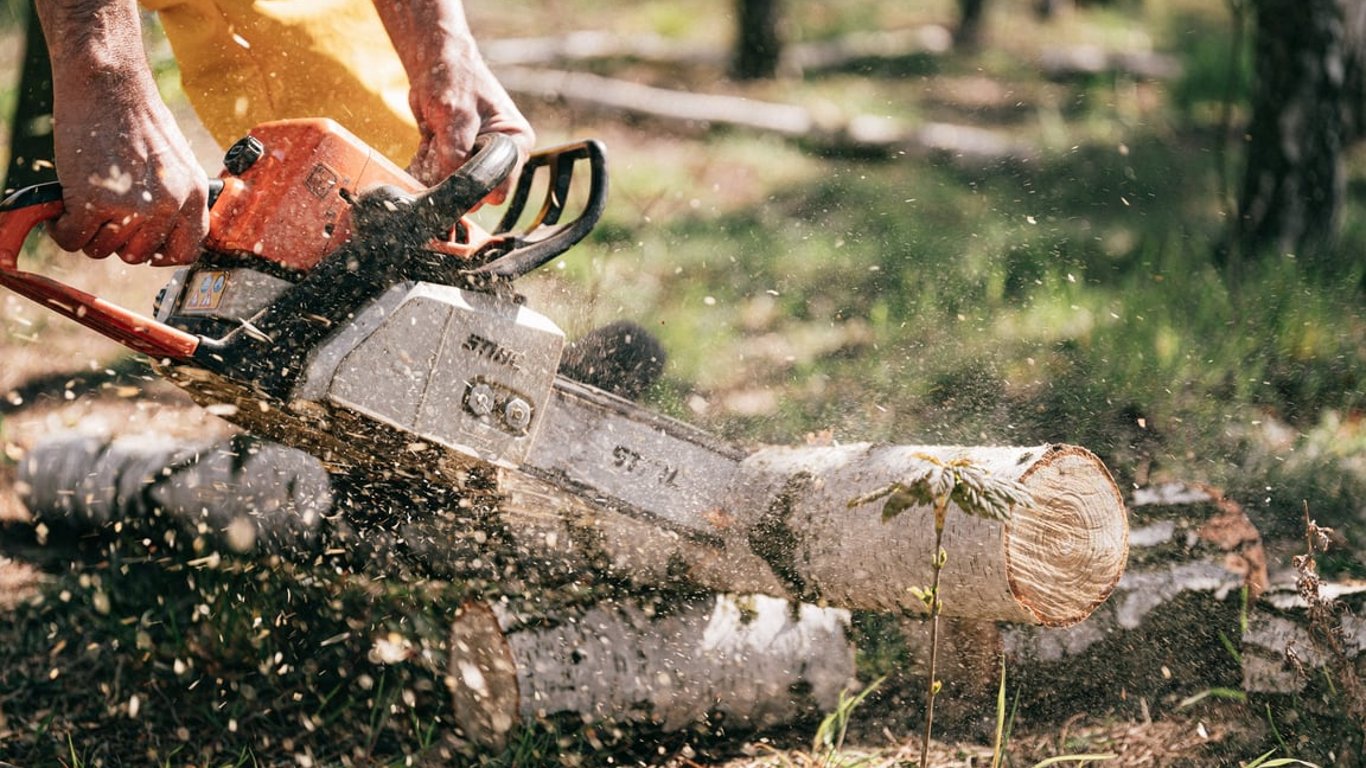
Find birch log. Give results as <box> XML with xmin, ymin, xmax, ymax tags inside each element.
<box><xmin>1242</xmin><ymin>580</ymin><xmax>1366</xmax><ymax>765</ymax></box>
<box><xmin>447</xmin><ymin>594</ymin><xmax>855</xmax><ymax>749</ymax></box>
<box><xmin>501</xmin><ymin>444</ymin><xmax>1126</xmax><ymax>626</ymax></box>
<box><xmin>1242</xmin><ymin>580</ymin><xmax>1366</xmax><ymax>706</ymax></box>
<box><xmin>19</xmin><ymin>434</ymin><xmax>1127</xmax><ymax>626</ymax></box>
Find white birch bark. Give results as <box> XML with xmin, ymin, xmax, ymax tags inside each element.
<box><xmin>20</xmin><ymin>433</ymin><xmax>1128</xmax><ymax>626</ymax></box>
<box><xmin>501</xmin><ymin>444</ymin><xmax>1128</xmax><ymax>626</ymax></box>
<box><xmin>448</xmin><ymin>594</ymin><xmax>856</xmax><ymax>749</ymax></box>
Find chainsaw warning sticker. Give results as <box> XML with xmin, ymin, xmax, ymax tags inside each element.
<box><xmin>182</xmin><ymin>271</ymin><xmax>229</xmax><ymax>313</ymax></box>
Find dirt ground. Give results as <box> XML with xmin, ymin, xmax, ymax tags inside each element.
<box><xmin>0</xmin><ymin>202</ymin><xmax>1287</xmax><ymax>768</ymax></box>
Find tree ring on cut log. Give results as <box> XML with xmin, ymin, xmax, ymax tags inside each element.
<box><xmin>1005</xmin><ymin>445</ymin><xmax>1128</xmax><ymax>627</ymax></box>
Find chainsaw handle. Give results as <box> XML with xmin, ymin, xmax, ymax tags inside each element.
<box><xmin>473</xmin><ymin>139</ymin><xmax>608</xmax><ymax>281</ymax></box>
<box><xmin>403</xmin><ymin>133</ymin><xmax>521</xmax><ymax>241</ymax></box>
<box><xmin>0</xmin><ymin>181</ymin><xmax>201</xmax><ymax>360</ymax></box>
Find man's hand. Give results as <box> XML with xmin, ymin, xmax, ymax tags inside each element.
<box><xmin>38</xmin><ymin>0</ymin><xmax>209</xmax><ymax>266</ymax></box>
<box><xmin>372</xmin><ymin>0</ymin><xmax>534</xmax><ymax>199</ymax></box>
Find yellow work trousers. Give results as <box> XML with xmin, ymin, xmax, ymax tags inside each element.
<box><xmin>140</xmin><ymin>0</ymin><xmax>418</xmax><ymax>165</ymax></box>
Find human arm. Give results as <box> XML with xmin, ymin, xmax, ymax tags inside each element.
<box><xmin>370</xmin><ymin>0</ymin><xmax>534</xmax><ymax>199</ymax></box>
<box><xmin>36</xmin><ymin>0</ymin><xmax>209</xmax><ymax>265</ymax></box>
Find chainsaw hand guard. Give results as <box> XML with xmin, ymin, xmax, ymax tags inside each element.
<box><xmin>477</xmin><ymin>139</ymin><xmax>608</xmax><ymax>281</ymax></box>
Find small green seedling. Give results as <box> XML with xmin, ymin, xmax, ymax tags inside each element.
<box><xmin>850</xmin><ymin>453</ymin><xmax>1033</xmax><ymax>768</ymax></box>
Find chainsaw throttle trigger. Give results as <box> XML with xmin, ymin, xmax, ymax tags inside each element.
<box><xmin>471</xmin><ymin>140</ymin><xmax>608</xmax><ymax>281</ymax></box>
<box><xmin>0</xmin><ymin>182</ymin><xmax>202</xmax><ymax>360</ymax></box>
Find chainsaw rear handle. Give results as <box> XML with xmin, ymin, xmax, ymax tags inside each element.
<box><xmin>0</xmin><ymin>180</ymin><xmax>223</xmax><ymax>361</ymax></box>
<box><xmin>0</xmin><ymin>137</ymin><xmax>521</xmax><ymax>372</ymax></box>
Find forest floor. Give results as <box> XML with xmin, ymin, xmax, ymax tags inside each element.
<box><xmin>2</xmin><ymin>0</ymin><xmax>1364</xmax><ymax>765</ymax></box>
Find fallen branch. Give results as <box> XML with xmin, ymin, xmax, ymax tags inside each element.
<box><xmin>1039</xmin><ymin>45</ymin><xmax>1183</xmax><ymax>81</ymax></box>
<box><xmin>1243</xmin><ymin>580</ymin><xmax>1366</xmax><ymax>699</ymax></box>
<box><xmin>496</xmin><ymin>66</ymin><xmax>1037</xmax><ymax>162</ymax></box>
<box><xmin>482</xmin><ymin>26</ymin><xmax>956</xmax><ymax>75</ymax></box>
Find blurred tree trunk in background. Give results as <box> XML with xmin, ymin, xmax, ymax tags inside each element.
<box><xmin>1235</xmin><ymin>0</ymin><xmax>1364</xmax><ymax>266</ymax></box>
<box><xmin>956</xmin><ymin>0</ymin><xmax>987</xmax><ymax>49</ymax></box>
<box><xmin>1034</xmin><ymin>0</ymin><xmax>1075</xmax><ymax>19</ymax></box>
<box><xmin>733</xmin><ymin>0</ymin><xmax>782</xmax><ymax>80</ymax></box>
<box><xmin>1342</xmin><ymin>0</ymin><xmax>1366</xmax><ymax>141</ymax></box>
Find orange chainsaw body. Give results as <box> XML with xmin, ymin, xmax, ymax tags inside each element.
<box><xmin>208</xmin><ymin>119</ymin><xmax>492</xmax><ymax>272</ymax></box>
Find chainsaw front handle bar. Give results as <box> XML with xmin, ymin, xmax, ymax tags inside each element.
<box><xmin>0</xmin><ymin>182</ymin><xmax>201</xmax><ymax>360</ymax></box>
<box><xmin>372</xmin><ymin>135</ymin><xmax>608</xmax><ymax>285</ymax></box>
<box><xmin>480</xmin><ymin>139</ymin><xmax>608</xmax><ymax>281</ymax></box>
<box><xmin>414</xmin><ymin>132</ymin><xmax>520</xmax><ymax>237</ymax></box>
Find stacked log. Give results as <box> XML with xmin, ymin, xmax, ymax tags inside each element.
<box><xmin>448</xmin><ymin>594</ymin><xmax>856</xmax><ymax>748</ymax></box>
<box><xmin>1242</xmin><ymin>576</ymin><xmax>1366</xmax><ymax>763</ymax></box>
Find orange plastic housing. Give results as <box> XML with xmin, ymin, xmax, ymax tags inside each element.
<box><xmin>207</xmin><ymin>118</ymin><xmax>491</xmax><ymax>272</ymax></box>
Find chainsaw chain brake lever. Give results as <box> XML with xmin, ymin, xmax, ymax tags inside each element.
<box><xmin>349</xmin><ymin>136</ymin><xmax>608</xmax><ymax>289</ymax></box>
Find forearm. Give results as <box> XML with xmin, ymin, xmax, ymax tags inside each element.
<box><xmin>33</xmin><ymin>0</ymin><xmax>209</xmax><ymax>265</ymax></box>
<box><xmin>37</xmin><ymin>0</ymin><xmax>160</xmax><ymax>105</ymax></box>
<box><xmin>370</xmin><ymin>0</ymin><xmax>479</xmax><ymax>91</ymax></box>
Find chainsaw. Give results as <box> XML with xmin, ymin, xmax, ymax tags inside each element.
<box><xmin>0</xmin><ymin>119</ymin><xmax>1128</xmax><ymax>625</ymax></box>
<box><xmin>0</xmin><ymin>118</ymin><xmax>741</xmax><ymax>533</ymax></box>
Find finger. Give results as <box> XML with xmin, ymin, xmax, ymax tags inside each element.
<box><xmin>47</xmin><ymin>207</ymin><xmax>102</xmax><ymax>255</ymax></box>
<box><xmin>150</xmin><ymin>186</ymin><xmax>210</xmax><ymax>266</ymax></box>
<box><xmin>483</xmin><ymin>128</ymin><xmax>534</xmax><ymax>207</ymax></box>
<box><xmin>119</xmin><ymin>216</ymin><xmax>174</xmax><ymax>266</ymax></box>
<box><xmin>88</xmin><ymin>221</ymin><xmax>134</xmax><ymax>261</ymax></box>
<box><xmin>159</xmin><ymin>210</ymin><xmax>207</xmax><ymax>267</ymax></box>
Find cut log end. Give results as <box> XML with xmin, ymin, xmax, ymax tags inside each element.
<box><xmin>1006</xmin><ymin>446</ymin><xmax>1128</xmax><ymax>627</ymax></box>
<box><xmin>447</xmin><ymin>601</ymin><xmax>521</xmax><ymax>748</ymax></box>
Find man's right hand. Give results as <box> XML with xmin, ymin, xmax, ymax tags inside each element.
<box><xmin>39</xmin><ymin>0</ymin><xmax>209</xmax><ymax>266</ymax></box>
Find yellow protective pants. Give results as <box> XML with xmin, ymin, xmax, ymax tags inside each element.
<box><xmin>140</xmin><ymin>0</ymin><xmax>418</xmax><ymax>165</ymax></box>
